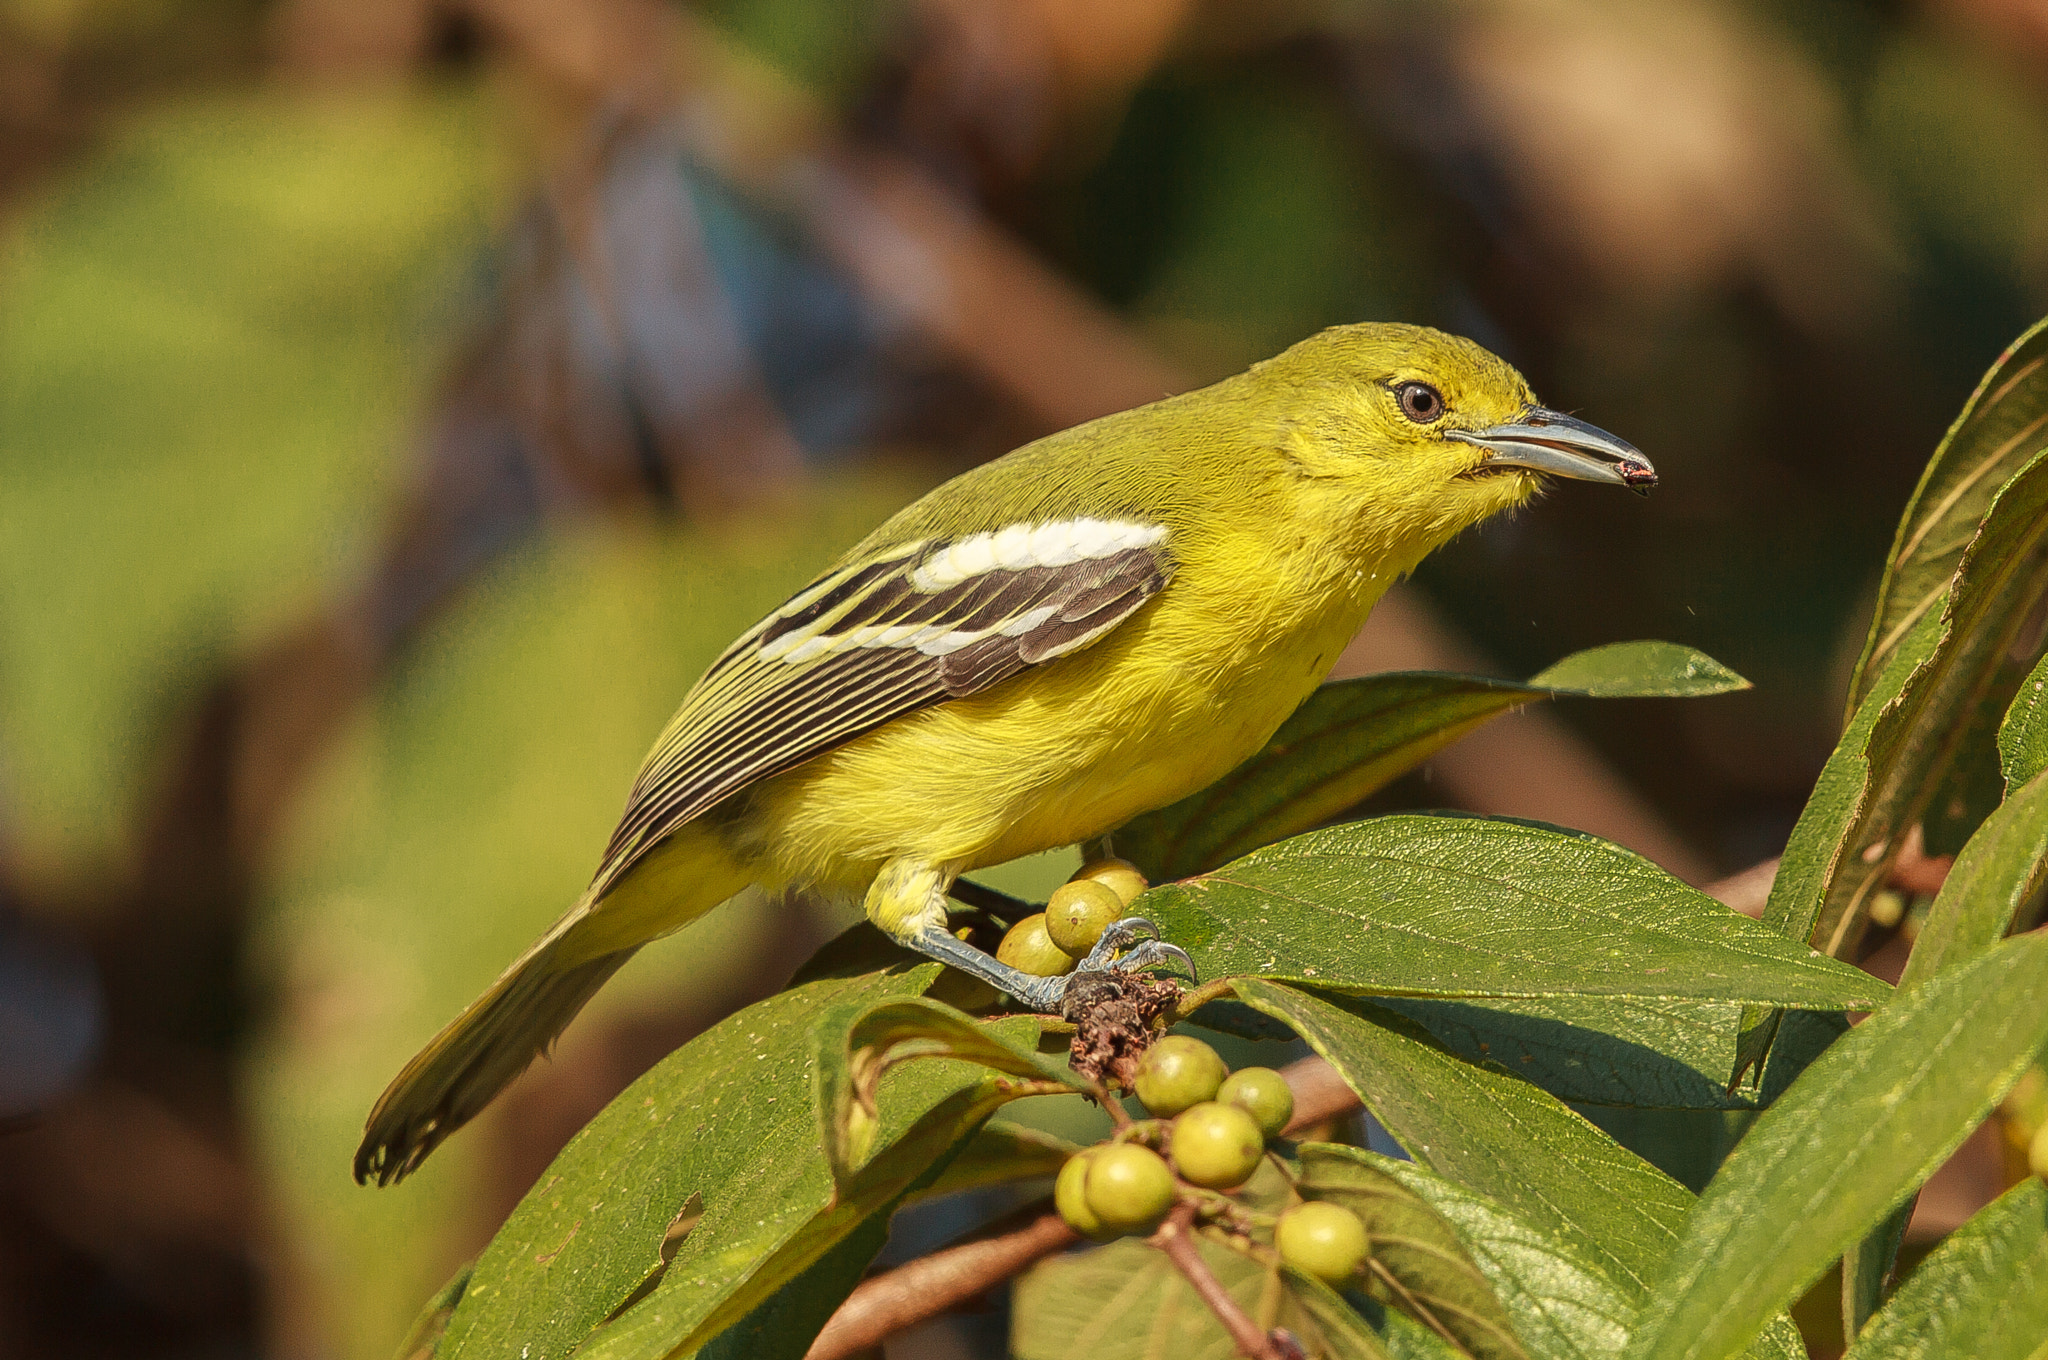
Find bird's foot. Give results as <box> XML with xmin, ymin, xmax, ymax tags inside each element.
<box><xmin>1075</xmin><ymin>916</ymin><xmax>1197</xmax><ymax>984</ymax></box>
<box><xmin>910</xmin><ymin>916</ymin><xmax>1196</xmax><ymax>1016</ymax></box>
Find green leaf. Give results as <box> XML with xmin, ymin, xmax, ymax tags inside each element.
<box><xmin>1899</xmin><ymin>768</ymin><xmax>2048</xmax><ymax>987</ymax></box>
<box><xmin>1384</xmin><ymin>1309</ymin><xmax>1482</xmax><ymax>1360</ymax></box>
<box><xmin>1144</xmin><ymin>816</ymin><xmax>1886</xmax><ymax>1009</ymax></box>
<box><xmin>435</xmin><ymin>964</ymin><xmax>982</xmax><ymax>1360</ymax></box>
<box><xmin>394</xmin><ymin>1261</ymin><xmax>472</xmax><ymax>1360</ymax></box>
<box><xmin>1298</xmin><ymin>1144</ymin><xmax>1540</xmax><ymax>1360</ymax></box>
<box><xmin>1012</xmin><ymin>1235</ymin><xmax>1389</xmax><ymax>1360</ymax></box>
<box><xmin>1622</xmin><ymin>931</ymin><xmax>2048</xmax><ymax>1360</ymax></box>
<box><xmin>693</xmin><ymin>1214</ymin><xmax>892</xmax><ymax>1360</ymax></box>
<box><xmin>1998</xmin><ymin>650</ymin><xmax>2048</xmax><ymax>789</ymax></box>
<box><xmin>1232</xmin><ymin>979</ymin><xmax>1692</xmax><ymax>1300</ymax></box>
<box><xmin>1807</xmin><ymin>450</ymin><xmax>2048</xmax><ymax>960</ymax></box>
<box><xmin>1376</xmin><ymin>997</ymin><xmax>1750</xmax><ymax>1111</ymax></box>
<box><xmin>1735</xmin><ymin>607</ymin><xmax>1940</xmax><ymax>1084</ymax></box>
<box><xmin>1841</xmin><ymin>766</ymin><xmax>2048</xmax><ymax>1328</ymax></box>
<box><xmin>1847</xmin><ymin>315</ymin><xmax>2048</xmax><ymax>713</ymax></box>
<box><xmin>909</xmin><ymin>1119</ymin><xmax>1075</xmax><ymax>1203</ymax></box>
<box><xmin>1376</xmin><ymin>998</ymin><xmax>1837</xmax><ymax>1117</ymax></box>
<box><xmin>1844</xmin><ymin>1178</ymin><xmax>2048</xmax><ymax>1360</ymax></box>
<box><xmin>1303</xmin><ymin>1143</ymin><xmax>1630</xmax><ymax>1360</ymax></box>
<box><xmin>1235</xmin><ymin>987</ymin><xmax>1819</xmax><ymax>1360</ymax></box>
<box><xmin>1524</xmin><ymin>643</ymin><xmax>1748</xmax><ymax>696</ymax></box>
<box><xmin>812</xmin><ymin>997</ymin><xmax>1081</xmax><ymax>1183</ymax></box>
<box><xmin>1116</xmin><ymin>643</ymin><xmax>1747</xmax><ymax>880</ymax></box>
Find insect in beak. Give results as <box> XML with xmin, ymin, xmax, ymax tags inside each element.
<box><xmin>1448</xmin><ymin>408</ymin><xmax>1658</xmax><ymax>497</ymax></box>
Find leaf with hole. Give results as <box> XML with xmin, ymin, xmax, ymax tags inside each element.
<box><xmin>813</xmin><ymin>996</ymin><xmax>1082</xmax><ymax>1184</ymax></box>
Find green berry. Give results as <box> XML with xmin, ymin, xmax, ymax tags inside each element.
<box><xmin>1055</xmin><ymin>1149</ymin><xmax>1110</xmax><ymax>1238</ymax></box>
<box><xmin>1217</xmin><ymin>1067</ymin><xmax>1295</xmax><ymax>1138</ymax></box>
<box><xmin>1276</xmin><ymin>1202</ymin><xmax>1369</xmax><ymax>1284</ymax></box>
<box><xmin>2031</xmin><ymin>1121</ymin><xmax>2048</xmax><ymax>1183</ymax></box>
<box><xmin>996</xmin><ymin>914</ymin><xmax>1075</xmax><ymax>979</ymax></box>
<box><xmin>1134</xmin><ymin>1035</ymin><xmax>1227</xmax><ymax>1116</ymax></box>
<box><xmin>1071</xmin><ymin>857</ymin><xmax>1149</xmax><ymax>907</ymax></box>
<box><xmin>1045</xmin><ymin>879</ymin><xmax>1123</xmax><ymax>956</ymax></box>
<box><xmin>1084</xmin><ymin>1144</ymin><xmax>1177</xmax><ymax>1235</ymax></box>
<box><xmin>1170</xmin><ymin>1101</ymin><xmax>1266</xmax><ymax>1189</ymax></box>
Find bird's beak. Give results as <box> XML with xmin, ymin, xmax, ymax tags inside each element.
<box><xmin>1448</xmin><ymin>407</ymin><xmax>1658</xmax><ymax>497</ymax></box>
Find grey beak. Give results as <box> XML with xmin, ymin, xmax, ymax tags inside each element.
<box><xmin>1447</xmin><ymin>407</ymin><xmax>1657</xmax><ymax>496</ymax></box>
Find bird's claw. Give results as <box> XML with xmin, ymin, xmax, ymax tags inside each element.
<box><xmin>1078</xmin><ymin>916</ymin><xmax>1197</xmax><ymax>984</ymax></box>
<box><xmin>1103</xmin><ymin>938</ymin><xmax>1198</xmax><ymax>982</ymax></box>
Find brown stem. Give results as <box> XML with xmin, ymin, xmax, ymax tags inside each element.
<box><xmin>804</xmin><ymin>1210</ymin><xmax>1077</xmax><ymax>1360</ymax></box>
<box><xmin>1153</xmin><ymin>1203</ymin><xmax>1292</xmax><ymax>1360</ymax></box>
<box><xmin>1281</xmin><ymin>1055</ymin><xmax>1363</xmax><ymax>1138</ymax></box>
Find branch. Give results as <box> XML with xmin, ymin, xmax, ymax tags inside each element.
<box><xmin>1280</xmin><ymin>1054</ymin><xmax>1361</xmax><ymax>1138</ymax></box>
<box><xmin>948</xmin><ymin>877</ymin><xmax>1032</xmax><ymax>919</ymax></box>
<box><xmin>805</xmin><ymin>1210</ymin><xmax>1077</xmax><ymax>1360</ymax></box>
<box><xmin>1153</xmin><ymin>1203</ymin><xmax>1301</xmax><ymax>1360</ymax></box>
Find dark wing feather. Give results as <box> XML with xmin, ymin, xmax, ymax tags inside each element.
<box><xmin>589</xmin><ymin>530</ymin><xmax>1173</xmax><ymax>893</ymax></box>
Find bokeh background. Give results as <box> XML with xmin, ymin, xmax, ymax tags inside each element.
<box><xmin>3</xmin><ymin>0</ymin><xmax>2046</xmax><ymax>1355</ymax></box>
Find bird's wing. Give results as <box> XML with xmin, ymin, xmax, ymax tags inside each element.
<box><xmin>590</xmin><ymin>517</ymin><xmax>1175</xmax><ymax>893</ymax></box>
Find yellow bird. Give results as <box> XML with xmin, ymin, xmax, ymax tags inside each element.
<box><xmin>355</xmin><ymin>322</ymin><xmax>1655</xmax><ymax>1183</ymax></box>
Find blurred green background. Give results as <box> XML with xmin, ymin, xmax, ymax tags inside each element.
<box><xmin>3</xmin><ymin>0</ymin><xmax>2046</xmax><ymax>1355</ymax></box>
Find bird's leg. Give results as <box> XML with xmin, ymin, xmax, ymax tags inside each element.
<box><xmin>870</xmin><ymin>858</ymin><xmax>1196</xmax><ymax>1015</ymax></box>
<box><xmin>911</xmin><ymin>924</ymin><xmax>1069</xmax><ymax>1012</ymax></box>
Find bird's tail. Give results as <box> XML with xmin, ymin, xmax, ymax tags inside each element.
<box><xmin>352</xmin><ymin>913</ymin><xmax>633</xmax><ymax>1185</ymax></box>
<box><xmin>354</xmin><ymin>833</ymin><xmax>752</xmax><ymax>1185</ymax></box>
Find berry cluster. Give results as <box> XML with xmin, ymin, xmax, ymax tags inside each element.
<box><xmin>995</xmin><ymin>858</ymin><xmax>1150</xmax><ymax>976</ymax></box>
<box><xmin>1053</xmin><ymin>1035</ymin><xmax>1372</xmax><ymax>1286</ymax></box>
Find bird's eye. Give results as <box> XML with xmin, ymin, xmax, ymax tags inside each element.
<box><xmin>1395</xmin><ymin>381</ymin><xmax>1445</xmax><ymax>423</ymax></box>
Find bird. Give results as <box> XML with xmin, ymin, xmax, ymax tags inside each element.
<box><xmin>354</xmin><ymin>322</ymin><xmax>1656</xmax><ymax>1184</ymax></box>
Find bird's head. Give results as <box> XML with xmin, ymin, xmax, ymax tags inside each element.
<box><xmin>1251</xmin><ymin>322</ymin><xmax>1654</xmax><ymax>564</ymax></box>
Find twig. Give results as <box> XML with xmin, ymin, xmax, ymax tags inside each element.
<box><xmin>1153</xmin><ymin>1203</ymin><xmax>1294</xmax><ymax>1360</ymax></box>
<box><xmin>1889</xmin><ymin>826</ymin><xmax>1954</xmax><ymax>897</ymax></box>
<box><xmin>948</xmin><ymin>877</ymin><xmax>1032</xmax><ymax>919</ymax></box>
<box><xmin>1280</xmin><ymin>1055</ymin><xmax>1362</xmax><ymax>1138</ymax></box>
<box><xmin>804</xmin><ymin>1210</ymin><xmax>1077</xmax><ymax>1360</ymax></box>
